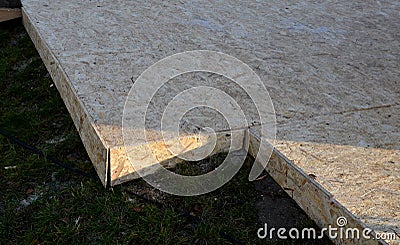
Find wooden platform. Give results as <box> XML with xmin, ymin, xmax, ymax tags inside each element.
<box><xmin>21</xmin><ymin>0</ymin><xmax>399</xmax><ymax>244</ymax></box>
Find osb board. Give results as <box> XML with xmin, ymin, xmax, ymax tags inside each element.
<box><xmin>21</xmin><ymin>0</ymin><xmax>399</xmax><ymax>243</ymax></box>
<box><xmin>249</xmin><ymin>134</ymin><xmax>383</xmax><ymax>245</ymax></box>
<box><xmin>0</xmin><ymin>8</ymin><xmax>21</xmax><ymax>22</ymax></box>
<box><xmin>267</xmin><ymin>103</ymin><xmax>400</xmax><ymax>243</ymax></box>
<box><xmin>22</xmin><ymin>9</ymin><xmax>108</xmax><ymax>186</ymax></box>
<box><xmin>274</xmin><ymin>140</ymin><xmax>399</xmax><ymax>241</ymax></box>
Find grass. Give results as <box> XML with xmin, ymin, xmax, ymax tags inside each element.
<box><xmin>0</xmin><ymin>19</ymin><xmax>331</xmax><ymax>244</ymax></box>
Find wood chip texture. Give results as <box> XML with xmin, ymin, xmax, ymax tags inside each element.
<box><xmin>21</xmin><ymin>0</ymin><xmax>399</xmax><ymax>244</ymax></box>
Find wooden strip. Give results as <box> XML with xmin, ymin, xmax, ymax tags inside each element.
<box><xmin>0</xmin><ymin>8</ymin><xmax>21</xmax><ymax>22</ymax></box>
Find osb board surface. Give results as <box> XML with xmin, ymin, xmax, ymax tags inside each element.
<box><xmin>249</xmin><ymin>137</ymin><xmax>382</xmax><ymax>245</ymax></box>
<box><xmin>270</xmin><ymin>104</ymin><xmax>400</xmax><ymax>239</ymax></box>
<box><xmin>275</xmin><ymin>140</ymin><xmax>399</xmax><ymax>237</ymax></box>
<box><xmin>22</xmin><ymin>0</ymin><xmax>399</xmax><ymax>242</ymax></box>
